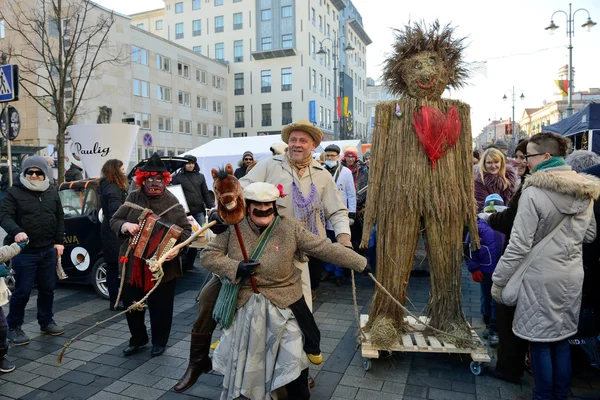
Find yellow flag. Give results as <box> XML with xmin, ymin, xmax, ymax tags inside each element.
<box><xmin>343</xmin><ymin>97</ymin><xmax>349</xmax><ymax>117</ymax></box>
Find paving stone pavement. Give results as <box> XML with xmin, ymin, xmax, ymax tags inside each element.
<box><xmin>0</xmin><ymin>259</ymin><xmax>598</xmax><ymax>399</ymax></box>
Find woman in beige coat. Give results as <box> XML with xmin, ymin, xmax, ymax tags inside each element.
<box><xmin>492</xmin><ymin>133</ymin><xmax>600</xmax><ymax>400</ymax></box>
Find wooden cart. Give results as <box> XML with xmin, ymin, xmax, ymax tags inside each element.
<box><xmin>360</xmin><ymin>314</ymin><xmax>490</xmax><ymax>375</ymax></box>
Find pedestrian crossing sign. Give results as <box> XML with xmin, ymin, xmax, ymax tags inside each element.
<box><xmin>0</xmin><ymin>64</ymin><xmax>19</xmax><ymax>103</ymax></box>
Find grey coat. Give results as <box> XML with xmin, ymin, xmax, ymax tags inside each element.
<box><xmin>492</xmin><ymin>166</ymin><xmax>600</xmax><ymax>342</ymax></box>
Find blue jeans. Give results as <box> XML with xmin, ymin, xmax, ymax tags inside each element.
<box><xmin>480</xmin><ymin>272</ymin><xmax>497</xmax><ymax>331</ymax></box>
<box><xmin>192</xmin><ymin>212</ymin><xmax>206</xmax><ymax>226</ymax></box>
<box><xmin>323</xmin><ymin>230</ymin><xmax>344</xmax><ymax>277</ymax></box>
<box><xmin>7</xmin><ymin>248</ymin><xmax>57</xmax><ymax>329</ymax></box>
<box><xmin>530</xmin><ymin>339</ymin><xmax>571</xmax><ymax>400</ymax></box>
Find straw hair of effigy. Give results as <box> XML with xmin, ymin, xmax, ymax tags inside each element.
<box><xmin>361</xmin><ymin>99</ymin><xmax>479</xmax><ymax>339</ymax></box>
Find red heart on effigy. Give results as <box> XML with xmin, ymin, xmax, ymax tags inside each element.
<box><xmin>412</xmin><ymin>106</ymin><xmax>461</xmax><ymax>168</ymax></box>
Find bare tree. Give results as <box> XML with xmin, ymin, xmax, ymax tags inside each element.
<box><xmin>0</xmin><ymin>0</ymin><xmax>123</xmax><ymax>183</ymax></box>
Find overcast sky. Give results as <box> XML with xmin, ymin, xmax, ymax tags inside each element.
<box><xmin>96</xmin><ymin>0</ymin><xmax>600</xmax><ymax>137</ymax></box>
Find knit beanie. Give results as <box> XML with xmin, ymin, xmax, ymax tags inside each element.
<box><xmin>22</xmin><ymin>156</ymin><xmax>49</xmax><ymax>177</ymax></box>
<box><xmin>343</xmin><ymin>145</ymin><xmax>358</xmax><ymax>158</ymax></box>
<box><xmin>483</xmin><ymin>194</ymin><xmax>506</xmax><ymax>213</ymax></box>
<box><xmin>242</xmin><ymin>151</ymin><xmax>254</xmax><ymax>160</ymax></box>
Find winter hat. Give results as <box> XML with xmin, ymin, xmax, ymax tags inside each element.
<box><xmin>483</xmin><ymin>194</ymin><xmax>506</xmax><ymax>213</ymax></box>
<box><xmin>494</xmin><ymin>139</ymin><xmax>509</xmax><ymax>150</ymax></box>
<box><xmin>324</xmin><ymin>144</ymin><xmax>341</xmax><ymax>154</ymax></box>
<box><xmin>184</xmin><ymin>155</ymin><xmax>197</xmax><ymax>164</ymax></box>
<box><xmin>139</xmin><ymin>152</ymin><xmax>168</xmax><ymax>172</ymax></box>
<box><xmin>242</xmin><ymin>151</ymin><xmax>254</xmax><ymax>160</ymax></box>
<box><xmin>343</xmin><ymin>145</ymin><xmax>359</xmax><ymax>158</ymax></box>
<box><xmin>243</xmin><ymin>182</ymin><xmax>280</xmax><ymax>203</ymax></box>
<box><xmin>22</xmin><ymin>156</ymin><xmax>49</xmax><ymax>178</ymax></box>
<box><xmin>270</xmin><ymin>143</ymin><xmax>288</xmax><ymax>155</ymax></box>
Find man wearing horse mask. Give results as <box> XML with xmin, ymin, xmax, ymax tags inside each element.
<box><xmin>111</xmin><ymin>153</ymin><xmax>191</xmax><ymax>358</ymax></box>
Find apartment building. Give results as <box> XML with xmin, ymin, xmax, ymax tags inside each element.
<box><xmin>0</xmin><ymin>0</ymin><xmax>229</xmax><ymax>167</ymax></box>
<box><xmin>131</xmin><ymin>0</ymin><xmax>371</xmax><ymax>139</ymax></box>
<box><xmin>366</xmin><ymin>77</ymin><xmax>394</xmax><ymax>142</ymax></box>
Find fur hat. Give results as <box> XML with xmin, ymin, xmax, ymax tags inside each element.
<box><xmin>343</xmin><ymin>145</ymin><xmax>359</xmax><ymax>158</ymax></box>
<box><xmin>243</xmin><ymin>182</ymin><xmax>280</xmax><ymax>203</ymax></box>
<box><xmin>281</xmin><ymin>120</ymin><xmax>323</xmax><ymax>146</ymax></box>
<box><xmin>22</xmin><ymin>156</ymin><xmax>49</xmax><ymax>178</ymax></box>
<box><xmin>270</xmin><ymin>143</ymin><xmax>288</xmax><ymax>155</ymax></box>
<box><xmin>324</xmin><ymin>144</ymin><xmax>341</xmax><ymax>154</ymax></box>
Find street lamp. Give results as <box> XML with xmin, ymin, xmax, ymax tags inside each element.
<box><xmin>502</xmin><ymin>87</ymin><xmax>525</xmax><ymax>154</ymax></box>
<box><xmin>545</xmin><ymin>3</ymin><xmax>596</xmax><ymax>117</ymax></box>
<box><xmin>317</xmin><ymin>37</ymin><xmax>354</xmax><ymax>140</ymax></box>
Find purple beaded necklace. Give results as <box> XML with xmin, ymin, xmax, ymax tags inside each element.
<box><xmin>290</xmin><ymin>170</ymin><xmax>325</xmax><ymax>236</ymax></box>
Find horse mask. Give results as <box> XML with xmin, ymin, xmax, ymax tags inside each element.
<box><xmin>212</xmin><ymin>164</ymin><xmax>246</xmax><ymax>225</ymax></box>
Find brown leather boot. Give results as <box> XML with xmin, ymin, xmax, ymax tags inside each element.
<box><xmin>174</xmin><ymin>333</ymin><xmax>213</xmax><ymax>392</ymax></box>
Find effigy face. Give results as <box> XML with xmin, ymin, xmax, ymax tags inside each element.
<box><xmin>402</xmin><ymin>51</ymin><xmax>449</xmax><ymax>100</ymax></box>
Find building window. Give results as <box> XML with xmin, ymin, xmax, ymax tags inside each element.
<box><xmin>233</xmin><ymin>132</ymin><xmax>248</xmax><ymax>137</ymax></box>
<box><xmin>261</xmin><ymin>37</ymin><xmax>272</xmax><ymax>50</ymax></box>
<box><xmin>178</xmin><ymin>91</ymin><xmax>191</xmax><ymax>107</ymax></box>
<box><xmin>215</xmin><ymin>16</ymin><xmax>224</xmax><ymax>33</ymax></box>
<box><xmin>177</xmin><ymin>62</ymin><xmax>190</xmax><ymax>78</ymax></box>
<box><xmin>157</xmin><ymin>86</ymin><xmax>171</xmax><ymax>102</ymax></box>
<box><xmin>233</xmin><ymin>12</ymin><xmax>243</xmax><ymax>30</ymax></box>
<box><xmin>213</xmin><ymin>125</ymin><xmax>222</xmax><ymax>137</ymax></box>
<box><xmin>215</xmin><ymin>0</ymin><xmax>223</xmax><ymax>5</ymax></box>
<box><xmin>198</xmin><ymin>96</ymin><xmax>208</xmax><ymax>110</ymax></box>
<box><xmin>311</xmin><ymin>36</ymin><xmax>315</xmax><ymax>56</ymax></box>
<box><xmin>235</xmin><ymin>106</ymin><xmax>245</xmax><ymax>128</ymax></box>
<box><xmin>281</xmin><ymin>68</ymin><xmax>292</xmax><ymax>91</ymax></box>
<box><xmin>261</xmin><ymin>70</ymin><xmax>271</xmax><ymax>93</ymax></box>
<box><xmin>175</xmin><ymin>2</ymin><xmax>183</xmax><ymax>13</ymax></box>
<box><xmin>158</xmin><ymin>116</ymin><xmax>172</xmax><ymax>132</ymax></box>
<box><xmin>282</xmin><ymin>34</ymin><xmax>293</xmax><ymax>48</ymax></box>
<box><xmin>155</xmin><ymin>20</ymin><xmax>163</xmax><ymax>30</ymax></box>
<box><xmin>282</xmin><ymin>102</ymin><xmax>292</xmax><ymax>125</ymax></box>
<box><xmin>319</xmin><ymin>106</ymin><xmax>323</xmax><ymax>125</ymax></box>
<box><xmin>193</xmin><ymin>46</ymin><xmax>202</xmax><ymax>54</ymax></box>
<box><xmin>133</xmin><ymin>79</ymin><xmax>149</xmax><ymax>97</ymax></box>
<box><xmin>175</xmin><ymin>23</ymin><xmax>184</xmax><ymax>39</ymax></box>
<box><xmin>192</xmin><ymin>0</ymin><xmax>200</xmax><ymax>10</ymax></box>
<box><xmin>281</xmin><ymin>6</ymin><xmax>292</xmax><ymax>18</ymax></box>
<box><xmin>327</xmin><ymin>109</ymin><xmax>331</xmax><ymax>128</ymax></box>
<box><xmin>135</xmin><ymin>112</ymin><xmax>151</xmax><ymax>129</ymax></box>
<box><xmin>311</xmin><ymin>69</ymin><xmax>316</xmax><ymax>91</ymax></box>
<box><xmin>319</xmin><ymin>74</ymin><xmax>323</xmax><ymax>95</ymax></box>
<box><xmin>234</xmin><ymin>40</ymin><xmax>243</xmax><ymax>62</ymax></box>
<box><xmin>136</xmin><ymin>23</ymin><xmax>144</xmax><ymax>29</ymax></box>
<box><xmin>197</xmin><ymin>69</ymin><xmax>207</xmax><ymax>84</ymax></box>
<box><xmin>215</xmin><ymin>43</ymin><xmax>224</xmax><ymax>61</ymax></box>
<box><xmin>213</xmin><ymin>100</ymin><xmax>223</xmax><ymax>113</ymax></box>
<box><xmin>319</xmin><ymin>16</ymin><xmax>323</xmax><ymax>32</ymax></box>
<box><xmin>233</xmin><ymin>0</ymin><xmax>241</xmax><ymax>2</ymax></box>
<box><xmin>327</xmin><ymin>79</ymin><xmax>331</xmax><ymax>97</ymax></box>
<box><xmin>311</xmin><ymin>8</ymin><xmax>315</xmax><ymax>24</ymax></box>
<box><xmin>213</xmin><ymin>75</ymin><xmax>223</xmax><ymax>89</ymax></box>
<box><xmin>192</xmin><ymin>19</ymin><xmax>201</xmax><ymax>36</ymax></box>
<box><xmin>326</xmin><ymin>23</ymin><xmax>330</xmax><ymax>37</ymax></box>
<box><xmin>234</xmin><ymin>73</ymin><xmax>244</xmax><ymax>95</ymax></box>
<box><xmin>261</xmin><ymin>9</ymin><xmax>272</xmax><ymax>21</ymax></box>
<box><xmin>0</xmin><ymin>20</ymin><xmax>5</xmax><ymax>39</ymax></box>
<box><xmin>179</xmin><ymin>119</ymin><xmax>191</xmax><ymax>134</ymax></box>
<box><xmin>197</xmin><ymin>123</ymin><xmax>208</xmax><ymax>136</ymax></box>
<box><xmin>156</xmin><ymin>55</ymin><xmax>171</xmax><ymax>72</ymax></box>
<box><xmin>262</xmin><ymin>104</ymin><xmax>272</xmax><ymax>127</ymax></box>
<box><xmin>131</xmin><ymin>46</ymin><xmax>148</xmax><ymax>65</ymax></box>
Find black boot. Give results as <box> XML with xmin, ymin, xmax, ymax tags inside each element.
<box><xmin>0</xmin><ymin>345</ymin><xmax>15</xmax><ymax>373</ymax></box>
<box><xmin>174</xmin><ymin>333</ymin><xmax>213</xmax><ymax>392</ymax></box>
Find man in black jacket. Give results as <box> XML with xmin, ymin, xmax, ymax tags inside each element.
<box><xmin>172</xmin><ymin>156</ymin><xmax>214</xmax><ymax>270</ymax></box>
<box><xmin>0</xmin><ymin>156</ymin><xmax>65</xmax><ymax>345</ymax></box>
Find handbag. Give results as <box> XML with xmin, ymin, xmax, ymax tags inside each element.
<box><xmin>500</xmin><ymin>215</ymin><xmax>570</xmax><ymax>306</ymax></box>
<box><xmin>212</xmin><ymin>216</ymin><xmax>280</xmax><ymax>329</ymax></box>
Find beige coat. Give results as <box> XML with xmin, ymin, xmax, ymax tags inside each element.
<box><xmin>200</xmin><ymin>216</ymin><xmax>366</xmax><ymax>309</ymax></box>
<box><xmin>493</xmin><ymin>166</ymin><xmax>600</xmax><ymax>342</ymax></box>
<box><xmin>240</xmin><ymin>154</ymin><xmax>350</xmax><ymax>310</ymax></box>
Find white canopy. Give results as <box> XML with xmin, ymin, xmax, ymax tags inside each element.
<box><xmin>181</xmin><ymin>136</ymin><xmax>362</xmax><ymax>189</ymax></box>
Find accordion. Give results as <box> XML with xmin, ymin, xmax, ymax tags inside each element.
<box><xmin>130</xmin><ymin>213</ymin><xmax>184</xmax><ymax>261</ymax></box>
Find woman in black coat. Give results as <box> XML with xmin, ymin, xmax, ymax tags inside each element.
<box><xmin>482</xmin><ymin>139</ymin><xmax>529</xmax><ymax>384</ymax></box>
<box><xmin>98</xmin><ymin>159</ymin><xmax>128</xmax><ymax>310</ymax></box>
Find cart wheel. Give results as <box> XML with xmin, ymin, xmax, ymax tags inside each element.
<box><xmin>470</xmin><ymin>361</ymin><xmax>482</xmax><ymax>376</ymax></box>
<box><xmin>363</xmin><ymin>358</ymin><xmax>372</xmax><ymax>371</ymax></box>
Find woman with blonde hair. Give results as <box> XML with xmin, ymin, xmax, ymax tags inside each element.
<box><xmin>474</xmin><ymin>147</ymin><xmax>518</xmax><ymax>212</ymax></box>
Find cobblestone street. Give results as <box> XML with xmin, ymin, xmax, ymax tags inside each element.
<box><xmin>0</xmin><ymin>261</ymin><xmax>598</xmax><ymax>400</ymax></box>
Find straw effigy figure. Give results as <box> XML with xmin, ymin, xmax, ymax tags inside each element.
<box><xmin>361</xmin><ymin>21</ymin><xmax>480</xmax><ymax>341</ymax></box>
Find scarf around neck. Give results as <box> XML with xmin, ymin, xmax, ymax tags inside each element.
<box><xmin>533</xmin><ymin>156</ymin><xmax>568</xmax><ymax>173</ymax></box>
<box><xmin>20</xmin><ymin>175</ymin><xmax>50</xmax><ymax>192</ymax></box>
<box><xmin>286</xmin><ymin>153</ymin><xmax>313</xmax><ymax>177</ymax></box>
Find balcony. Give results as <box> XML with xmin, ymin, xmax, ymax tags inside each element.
<box><xmin>262</xmin><ymin>119</ymin><xmax>272</xmax><ymax>127</ymax></box>
<box><xmin>234</xmin><ymin>56</ymin><xmax>243</xmax><ymax>62</ymax></box>
<box><xmin>330</xmin><ymin>0</ymin><xmax>346</xmax><ymax>11</ymax></box>
<box><xmin>252</xmin><ymin>47</ymin><xmax>296</xmax><ymax>60</ymax></box>
<box><xmin>261</xmin><ymin>86</ymin><xmax>271</xmax><ymax>93</ymax></box>
<box><xmin>235</xmin><ymin>121</ymin><xmax>245</xmax><ymax>128</ymax></box>
<box><xmin>234</xmin><ymin>88</ymin><xmax>244</xmax><ymax>95</ymax></box>
<box><xmin>281</xmin><ymin>84</ymin><xmax>292</xmax><ymax>91</ymax></box>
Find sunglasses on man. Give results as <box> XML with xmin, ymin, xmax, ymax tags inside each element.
<box><xmin>25</xmin><ymin>170</ymin><xmax>45</xmax><ymax>177</ymax></box>
<box><xmin>244</xmin><ymin>158</ymin><xmax>254</xmax><ymax>161</ymax></box>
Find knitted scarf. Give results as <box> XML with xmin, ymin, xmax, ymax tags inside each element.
<box><xmin>287</xmin><ymin>153</ymin><xmax>312</xmax><ymax>178</ymax></box>
<box><xmin>533</xmin><ymin>156</ymin><xmax>568</xmax><ymax>173</ymax></box>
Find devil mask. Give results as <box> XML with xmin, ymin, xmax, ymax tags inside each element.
<box><xmin>144</xmin><ymin>176</ymin><xmax>166</xmax><ymax>197</ymax></box>
<box><xmin>135</xmin><ymin>153</ymin><xmax>172</xmax><ymax>197</ymax></box>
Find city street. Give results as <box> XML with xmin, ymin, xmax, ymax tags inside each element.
<box><xmin>0</xmin><ymin>257</ymin><xmax>598</xmax><ymax>400</ymax></box>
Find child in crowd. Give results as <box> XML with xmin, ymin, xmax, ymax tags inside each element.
<box><xmin>466</xmin><ymin>194</ymin><xmax>506</xmax><ymax>346</ymax></box>
<box><xmin>0</xmin><ymin>239</ymin><xmax>28</xmax><ymax>373</ymax></box>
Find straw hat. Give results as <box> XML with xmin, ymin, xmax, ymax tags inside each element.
<box><xmin>281</xmin><ymin>120</ymin><xmax>323</xmax><ymax>147</ymax></box>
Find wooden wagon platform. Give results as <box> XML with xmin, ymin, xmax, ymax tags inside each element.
<box><xmin>360</xmin><ymin>314</ymin><xmax>490</xmax><ymax>374</ymax></box>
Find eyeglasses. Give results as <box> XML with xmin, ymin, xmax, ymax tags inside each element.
<box><xmin>524</xmin><ymin>153</ymin><xmax>550</xmax><ymax>160</ymax></box>
<box><xmin>25</xmin><ymin>170</ymin><xmax>44</xmax><ymax>177</ymax></box>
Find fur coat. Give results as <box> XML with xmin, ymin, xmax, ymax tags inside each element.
<box><xmin>474</xmin><ymin>164</ymin><xmax>519</xmax><ymax>212</ymax></box>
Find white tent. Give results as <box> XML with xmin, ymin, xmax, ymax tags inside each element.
<box><xmin>181</xmin><ymin>136</ymin><xmax>362</xmax><ymax>189</ymax></box>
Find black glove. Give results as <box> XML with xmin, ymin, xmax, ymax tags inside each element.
<box><xmin>349</xmin><ymin>212</ymin><xmax>356</xmax><ymax>220</ymax></box>
<box><xmin>237</xmin><ymin>260</ymin><xmax>260</xmax><ymax>280</ymax></box>
<box><xmin>208</xmin><ymin>210</ymin><xmax>229</xmax><ymax>234</ymax></box>
<box><xmin>362</xmin><ymin>265</ymin><xmax>372</xmax><ymax>275</ymax></box>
